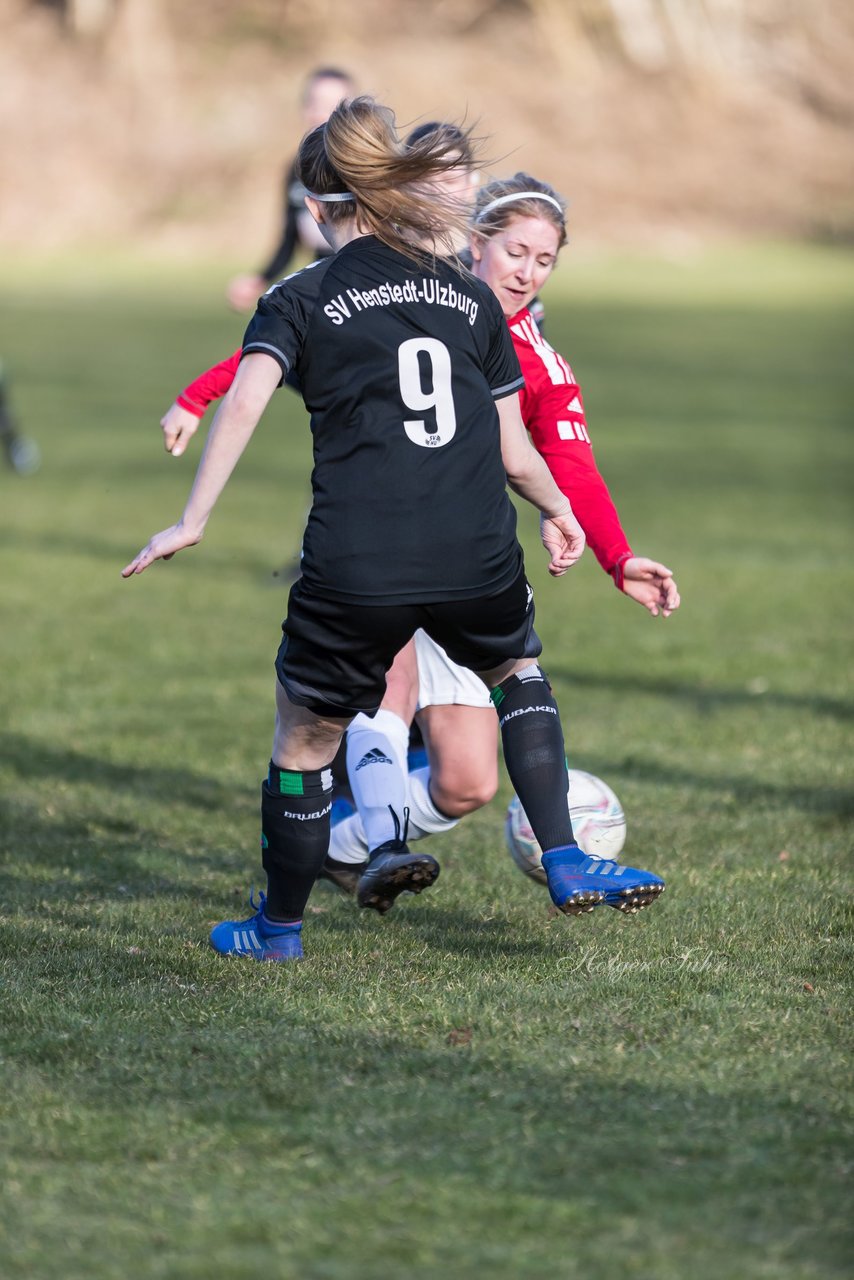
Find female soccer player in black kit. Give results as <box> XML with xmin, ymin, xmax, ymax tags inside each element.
<box><xmin>123</xmin><ymin>98</ymin><xmax>663</xmax><ymax>962</ymax></box>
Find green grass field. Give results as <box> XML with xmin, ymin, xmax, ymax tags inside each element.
<box><xmin>0</xmin><ymin>242</ymin><xmax>852</xmax><ymax>1279</ymax></box>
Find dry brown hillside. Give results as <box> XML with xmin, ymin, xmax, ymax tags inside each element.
<box><xmin>2</xmin><ymin>0</ymin><xmax>853</xmax><ymax>255</ymax></box>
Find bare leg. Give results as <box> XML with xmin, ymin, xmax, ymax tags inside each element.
<box><xmin>377</xmin><ymin>638</ymin><xmax>419</xmax><ymax>723</ymax></box>
<box><xmin>417</xmin><ymin>703</ymin><xmax>498</xmax><ymax>818</ymax></box>
<box><xmin>272</xmin><ymin>679</ymin><xmax>350</xmax><ymax>770</ymax></box>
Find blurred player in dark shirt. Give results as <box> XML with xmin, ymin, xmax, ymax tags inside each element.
<box><xmin>225</xmin><ymin>66</ymin><xmax>356</xmax><ymax>312</ymax></box>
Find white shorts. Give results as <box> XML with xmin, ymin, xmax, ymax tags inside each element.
<box><xmin>414</xmin><ymin>629</ymin><xmax>493</xmax><ymax>711</ymax></box>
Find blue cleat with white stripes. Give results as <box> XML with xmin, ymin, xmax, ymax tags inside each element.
<box><xmin>541</xmin><ymin>846</ymin><xmax>665</xmax><ymax>917</ymax></box>
<box><xmin>209</xmin><ymin>891</ymin><xmax>303</xmax><ymax>962</ymax></box>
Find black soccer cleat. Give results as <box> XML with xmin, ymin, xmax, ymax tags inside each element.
<box><xmin>355</xmin><ymin>804</ymin><xmax>439</xmax><ymax>914</ymax></box>
<box><xmin>356</xmin><ymin>841</ymin><xmax>440</xmax><ymax>914</ymax></box>
<box><xmin>318</xmin><ymin>857</ymin><xmax>365</xmax><ymax>896</ymax></box>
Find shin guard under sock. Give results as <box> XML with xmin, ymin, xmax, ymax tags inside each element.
<box><xmin>261</xmin><ymin>762</ymin><xmax>333</xmax><ymax>921</ymax></box>
<box><xmin>491</xmin><ymin>665</ymin><xmax>575</xmax><ymax>853</ymax></box>
<box><xmin>345</xmin><ymin>710</ymin><xmax>410</xmax><ymax>852</ymax></box>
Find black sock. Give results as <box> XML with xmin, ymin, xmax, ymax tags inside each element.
<box><xmin>261</xmin><ymin>762</ymin><xmax>334</xmax><ymax>921</ymax></box>
<box><xmin>491</xmin><ymin>665</ymin><xmax>575</xmax><ymax>853</ymax></box>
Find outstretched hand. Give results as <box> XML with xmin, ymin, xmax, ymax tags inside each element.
<box><xmin>541</xmin><ymin>511</ymin><xmax>586</xmax><ymax>577</ymax></box>
<box><xmin>621</xmin><ymin>557</ymin><xmax>680</xmax><ymax>617</ymax></box>
<box><xmin>121</xmin><ymin>523</ymin><xmax>201</xmax><ymax>578</ymax></box>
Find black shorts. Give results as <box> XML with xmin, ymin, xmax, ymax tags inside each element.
<box><xmin>276</xmin><ymin>570</ymin><xmax>542</xmax><ymax>718</ymax></box>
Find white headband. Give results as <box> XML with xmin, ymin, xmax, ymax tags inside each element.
<box><xmin>474</xmin><ymin>191</ymin><xmax>564</xmax><ymax>222</ymax></box>
<box><xmin>307</xmin><ymin>190</ymin><xmax>354</xmax><ymax>203</ymax></box>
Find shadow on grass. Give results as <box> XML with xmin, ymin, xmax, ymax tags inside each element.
<box><xmin>0</xmin><ymin>804</ymin><xmax>244</xmax><ymax>911</ymax></box>
<box><xmin>0</xmin><ymin>731</ymin><xmax>236</xmax><ymax>812</ymax></box>
<box><xmin>0</xmin><ymin>742</ymin><xmax>256</xmax><ymax>909</ymax></box>
<box><xmin>577</xmin><ymin>750</ymin><xmax>854</xmax><ymax>820</ymax></box>
<box><xmin>316</xmin><ymin>897</ymin><xmax>562</xmax><ymax>963</ymax></box>
<box><xmin>549</xmin><ymin>664</ymin><xmax>854</xmax><ymax>723</ymax></box>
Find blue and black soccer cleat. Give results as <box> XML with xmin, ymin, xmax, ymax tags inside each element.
<box><xmin>541</xmin><ymin>846</ymin><xmax>665</xmax><ymax>916</ymax></box>
<box><xmin>209</xmin><ymin>891</ymin><xmax>304</xmax><ymax>961</ymax></box>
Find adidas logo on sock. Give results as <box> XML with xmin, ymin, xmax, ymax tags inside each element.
<box><xmin>355</xmin><ymin>747</ymin><xmax>393</xmax><ymax>771</ymax></box>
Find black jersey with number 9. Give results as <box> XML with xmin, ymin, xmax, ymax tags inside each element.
<box><xmin>242</xmin><ymin>235</ymin><xmax>525</xmax><ymax>605</ymax></box>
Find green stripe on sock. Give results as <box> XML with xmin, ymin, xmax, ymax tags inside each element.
<box><xmin>490</xmin><ymin>687</ymin><xmax>505</xmax><ymax>709</ymax></box>
<box><xmin>277</xmin><ymin>770</ymin><xmax>305</xmax><ymax>796</ymax></box>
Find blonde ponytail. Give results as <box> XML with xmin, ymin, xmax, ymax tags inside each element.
<box><xmin>320</xmin><ymin>97</ymin><xmax>476</xmax><ymax>262</ymax></box>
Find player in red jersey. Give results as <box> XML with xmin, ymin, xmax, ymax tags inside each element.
<box><xmin>124</xmin><ymin>100</ymin><xmax>667</xmax><ymax>965</ymax></box>
<box><xmin>326</xmin><ymin>173</ymin><xmax>679</xmax><ymax>904</ymax></box>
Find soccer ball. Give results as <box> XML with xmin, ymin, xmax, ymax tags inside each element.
<box><xmin>505</xmin><ymin>770</ymin><xmax>626</xmax><ymax>885</ymax></box>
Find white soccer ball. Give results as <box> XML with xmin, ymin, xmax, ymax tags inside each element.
<box><xmin>505</xmin><ymin>770</ymin><xmax>626</xmax><ymax>885</ymax></box>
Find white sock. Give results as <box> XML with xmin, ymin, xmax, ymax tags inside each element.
<box><xmin>345</xmin><ymin>709</ymin><xmax>410</xmax><ymax>854</ymax></box>
<box><xmin>406</xmin><ymin>767</ymin><xmax>459</xmax><ymax>841</ymax></box>
<box><xmin>328</xmin><ymin>760</ymin><xmax>460</xmax><ymax>862</ymax></box>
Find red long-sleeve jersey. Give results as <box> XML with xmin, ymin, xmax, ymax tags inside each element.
<box><xmin>174</xmin><ymin>307</ymin><xmax>633</xmax><ymax>586</ymax></box>
<box><xmin>176</xmin><ymin>349</ymin><xmax>241</xmax><ymax>417</ymax></box>
<box><xmin>508</xmin><ymin>308</ymin><xmax>632</xmax><ymax>584</ymax></box>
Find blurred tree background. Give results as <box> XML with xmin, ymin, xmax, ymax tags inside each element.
<box><xmin>1</xmin><ymin>0</ymin><xmax>852</xmax><ymax>255</ymax></box>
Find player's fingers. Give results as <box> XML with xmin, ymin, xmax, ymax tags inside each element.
<box><xmin>173</xmin><ymin>422</ymin><xmax>198</xmax><ymax>458</ymax></box>
<box><xmin>121</xmin><ymin>551</ymin><xmax>149</xmax><ymax>578</ymax></box>
<box><xmin>637</xmin><ymin>559</ymin><xmax>672</xmax><ymax>578</ymax></box>
<box><xmin>632</xmin><ymin>561</ymin><xmax>672</xmax><ymax>583</ymax></box>
<box><xmin>121</xmin><ymin>535</ymin><xmax>171</xmax><ymax>577</ymax></box>
<box><xmin>161</xmin><ymin>414</ymin><xmax>177</xmax><ymax>451</ymax></box>
<box><xmin>549</xmin><ymin>547</ymin><xmax>573</xmax><ymax>574</ymax></box>
<box><xmin>657</xmin><ymin>582</ymin><xmax>680</xmax><ymax>616</ymax></box>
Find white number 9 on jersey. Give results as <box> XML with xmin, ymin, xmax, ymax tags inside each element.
<box><xmin>398</xmin><ymin>338</ymin><xmax>457</xmax><ymax>448</ymax></box>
